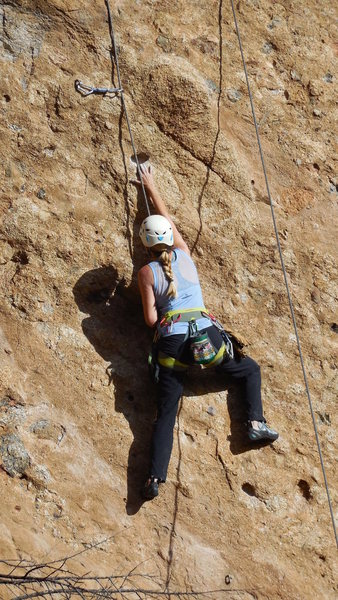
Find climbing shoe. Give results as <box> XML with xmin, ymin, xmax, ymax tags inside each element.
<box><xmin>247</xmin><ymin>421</ymin><xmax>279</xmax><ymax>442</ymax></box>
<box><xmin>142</xmin><ymin>477</ymin><xmax>159</xmax><ymax>500</ymax></box>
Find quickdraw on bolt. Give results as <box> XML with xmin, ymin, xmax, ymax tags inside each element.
<box><xmin>75</xmin><ymin>79</ymin><xmax>123</xmax><ymax>97</ymax></box>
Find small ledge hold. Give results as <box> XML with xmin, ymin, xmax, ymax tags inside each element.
<box><xmin>242</xmin><ymin>482</ymin><xmax>257</xmax><ymax>497</ymax></box>
<box><xmin>297</xmin><ymin>479</ymin><xmax>313</xmax><ymax>501</ymax></box>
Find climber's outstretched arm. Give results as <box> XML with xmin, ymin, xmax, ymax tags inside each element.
<box><xmin>138</xmin><ymin>165</ymin><xmax>190</xmax><ymax>255</ymax></box>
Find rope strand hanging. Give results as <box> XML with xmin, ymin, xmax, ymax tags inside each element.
<box><xmin>229</xmin><ymin>0</ymin><xmax>337</xmax><ymax>547</ymax></box>
<box><xmin>104</xmin><ymin>0</ymin><xmax>150</xmax><ymax>216</ymax></box>
<box><xmin>75</xmin><ymin>1</ymin><xmax>151</xmax><ymax>215</ymax></box>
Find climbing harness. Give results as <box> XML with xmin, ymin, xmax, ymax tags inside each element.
<box><xmin>148</xmin><ymin>308</ymin><xmax>236</xmax><ymax>377</ymax></box>
<box><xmin>75</xmin><ymin>79</ymin><xmax>123</xmax><ymax>97</ymax></box>
<box><xmin>230</xmin><ymin>0</ymin><xmax>337</xmax><ymax>546</ymax></box>
<box><xmin>159</xmin><ymin>308</ymin><xmax>239</xmax><ymax>359</ymax></box>
<box><xmin>159</xmin><ymin>307</ymin><xmax>207</xmax><ymax>335</ymax></box>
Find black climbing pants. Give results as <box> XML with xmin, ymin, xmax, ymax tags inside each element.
<box><xmin>150</xmin><ymin>325</ymin><xmax>263</xmax><ymax>482</ymax></box>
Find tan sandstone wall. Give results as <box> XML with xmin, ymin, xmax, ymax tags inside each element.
<box><xmin>0</xmin><ymin>1</ymin><xmax>337</xmax><ymax>598</ymax></box>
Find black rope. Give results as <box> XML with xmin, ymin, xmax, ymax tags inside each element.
<box><xmin>104</xmin><ymin>0</ymin><xmax>150</xmax><ymax>215</ymax></box>
<box><xmin>229</xmin><ymin>0</ymin><xmax>337</xmax><ymax>547</ymax></box>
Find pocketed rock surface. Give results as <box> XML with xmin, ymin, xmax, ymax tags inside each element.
<box><xmin>0</xmin><ymin>1</ymin><xmax>337</xmax><ymax>598</ymax></box>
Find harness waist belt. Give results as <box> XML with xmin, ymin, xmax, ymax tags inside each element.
<box><xmin>160</xmin><ymin>307</ymin><xmax>207</xmax><ymax>326</ymax></box>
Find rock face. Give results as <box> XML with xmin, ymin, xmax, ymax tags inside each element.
<box><xmin>0</xmin><ymin>1</ymin><xmax>337</xmax><ymax>598</ymax></box>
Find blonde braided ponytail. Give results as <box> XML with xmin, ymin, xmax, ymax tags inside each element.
<box><xmin>159</xmin><ymin>250</ymin><xmax>177</xmax><ymax>299</ymax></box>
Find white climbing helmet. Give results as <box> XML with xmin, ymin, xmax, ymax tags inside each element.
<box><xmin>139</xmin><ymin>214</ymin><xmax>174</xmax><ymax>248</ymax></box>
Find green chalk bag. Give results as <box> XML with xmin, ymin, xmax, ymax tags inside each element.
<box><xmin>190</xmin><ymin>332</ymin><xmax>217</xmax><ymax>365</ymax></box>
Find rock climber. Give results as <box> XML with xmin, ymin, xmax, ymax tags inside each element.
<box><xmin>136</xmin><ymin>164</ymin><xmax>278</xmax><ymax>500</ymax></box>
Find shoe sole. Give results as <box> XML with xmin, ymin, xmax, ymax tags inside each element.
<box><xmin>248</xmin><ymin>433</ymin><xmax>279</xmax><ymax>442</ymax></box>
<box><xmin>142</xmin><ymin>484</ymin><xmax>159</xmax><ymax>500</ymax></box>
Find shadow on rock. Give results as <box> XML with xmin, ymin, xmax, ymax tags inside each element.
<box><xmin>73</xmin><ymin>265</ymin><xmax>156</xmax><ymax>515</ymax></box>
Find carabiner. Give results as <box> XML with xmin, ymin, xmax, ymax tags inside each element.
<box><xmin>75</xmin><ymin>80</ymin><xmax>123</xmax><ymax>97</ymax></box>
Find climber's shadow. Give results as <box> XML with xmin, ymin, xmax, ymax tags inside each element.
<box><xmin>73</xmin><ymin>265</ymin><xmax>155</xmax><ymax>515</ymax></box>
<box><xmin>183</xmin><ymin>367</ymin><xmax>268</xmax><ymax>455</ymax></box>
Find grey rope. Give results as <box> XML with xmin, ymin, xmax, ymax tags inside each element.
<box><xmin>104</xmin><ymin>0</ymin><xmax>150</xmax><ymax>215</ymax></box>
<box><xmin>230</xmin><ymin>0</ymin><xmax>337</xmax><ymax>547</ymax></box>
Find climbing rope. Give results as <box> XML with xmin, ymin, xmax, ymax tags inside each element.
<box><xmin>74</xmin><ymin>3</ymin><xmax>150</xmax><ymax>215</ymax></box>
<box><xmin>104</xmin><ymin>0</ymin><xmax>150</xmax><ymax>215</ymax></box>
<box><xmin>229</xmin><ymin>0</ymin><xmax>337</xmax><ymax>547</ymax></box>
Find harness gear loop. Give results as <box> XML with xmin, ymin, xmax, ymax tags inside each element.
<box><xmin>75</xmin><ymin>79</ymin><xmax>123</xmax><ymax>96</ymax></box>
